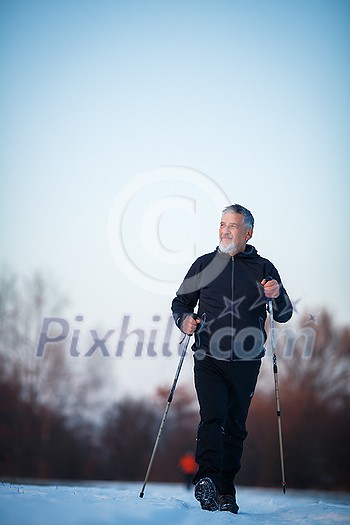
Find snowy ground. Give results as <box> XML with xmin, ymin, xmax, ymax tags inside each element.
<box><xmin>0</xmin><ymin>481</ymin><xmax>349</xmax><ymax>525</ymax></box>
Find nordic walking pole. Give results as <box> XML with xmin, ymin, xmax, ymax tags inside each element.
<box><xmin>268</xmin><ymin>296</ymin><xmax>287</xmax><ymax>494</ymax></box>
<box><xmin>139</xmin><ymin>333</ymin><xmax>192</xmax><ymax>498</ymax></box>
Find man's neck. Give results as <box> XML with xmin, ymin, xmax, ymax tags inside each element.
<box><xmin>228</xmin><ymin>245</ymin><xmax>246</xmax><ymax>257</ymax></box>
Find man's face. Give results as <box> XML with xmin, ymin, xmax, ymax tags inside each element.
<box><xmin>218</xmin><ymin>212</ymin><xmax>253</xmax><ymax>254</ymax></box>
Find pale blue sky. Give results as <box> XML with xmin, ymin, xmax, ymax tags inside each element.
<box><xmin>1</xmin><ymin>0</ymin><xmax>349</xmax><ymax>397</ymax></box>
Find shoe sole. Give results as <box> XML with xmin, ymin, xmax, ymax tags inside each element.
<box><xmin>194</xmin><ymin>478</ymin><xmax>219</xmax><ymax>511</ymax></box>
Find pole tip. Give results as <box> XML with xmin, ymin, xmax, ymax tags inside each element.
<box><xmin>282</xmin><ymin>483</ymin><xmax>286</xmax><ymax>494</ymax></box>
<box><xmin>139</xmin><ymin>492</ymin><xmax>144</xmax><ymax>498</ymax></box>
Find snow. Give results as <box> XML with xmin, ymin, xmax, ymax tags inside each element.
<box><xmin>0</xmin><ymin>482</ymin><xmax>349</xmax><ymax>525</ymax></box>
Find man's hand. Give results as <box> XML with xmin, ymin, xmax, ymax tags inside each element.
<box><xmin>261</xmin><ymin>278</ymin><xmax>280</xmax><ymax>299</ymax></box>
<box><xmin>182</xmin><ymin>315</ymin><xmax>201</xmax><ymax>335</ymax></box>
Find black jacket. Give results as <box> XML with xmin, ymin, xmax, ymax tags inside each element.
<box><xmin>171</xmin><ymin>245</ymin><xmax>293</xmax><ymax>361</ymax></box>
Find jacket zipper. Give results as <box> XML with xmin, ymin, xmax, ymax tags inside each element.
<box><xmin>231</xmin><ymin>255</ymin><xmax>235</xmax><ymax>361</ymax></box>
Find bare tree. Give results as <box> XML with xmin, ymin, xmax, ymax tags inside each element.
<box><xmin>0</xmin><ymin>269</ymin><xmax>94</xmax><ymax>479</ymax></box>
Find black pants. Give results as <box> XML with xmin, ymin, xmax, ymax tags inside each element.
<box><xmin>192</xmin><ymin>355</ymin><xmax>261</xmax><ymax>495</ymax></box>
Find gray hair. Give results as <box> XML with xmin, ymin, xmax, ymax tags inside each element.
<box><xmin>222</xmin><ymin>204</ymin><xmax>254</xmax><ymax>230</ymax></box>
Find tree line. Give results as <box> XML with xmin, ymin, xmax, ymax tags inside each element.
<box><xmin>0</xmin><ymin>271</ymin><xmax>349</xmax><ymax>490</ymax></box>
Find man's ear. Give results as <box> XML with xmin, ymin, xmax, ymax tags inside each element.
<box><xmin>246</xmin><ymin>228</ymin><xmax>253</xmax><ymax>241</ymax></box>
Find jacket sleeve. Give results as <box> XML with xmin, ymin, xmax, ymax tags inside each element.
<box><xmin>265</xmin><ymin>261</ymin><xmax>293</xmax><ymax>323</ymax></box>
<box><xmin>171</xmin><ymin>259</ymin><xmax>201</xmax><ymax>331</ymax></box>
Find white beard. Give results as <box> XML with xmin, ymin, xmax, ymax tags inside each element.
<box><xmin>219</xmin><ymin>239</ymin><xmax>237</xmax><ymax>254</ymax></box>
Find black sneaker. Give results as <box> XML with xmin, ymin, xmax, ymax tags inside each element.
<box><xmin>194</xmin><ymin>477</ymin><xmax>219</xmax><ymax>511</ymax></box>
<box><xmin>218</xmin><ymin>494</ymin><xmax>239</xmax><ymax>514</ymax></box>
